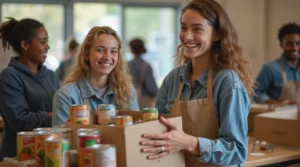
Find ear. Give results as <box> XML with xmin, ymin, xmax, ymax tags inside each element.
<box><xmin>21</xmin><ymin>40</ymin><xmax>29</xmax><ymax>51</ymax></box>
<box><xmin>213</xmin><ymin>31</ymin><xmax>220</xmax><ymax>42</ymax></box>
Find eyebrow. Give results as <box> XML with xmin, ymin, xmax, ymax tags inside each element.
<box><xmin>96</xmin><ymin>45</ymin><xmax>118</xmax><ymax>49</ymax></box>
<box><xmin>180</xmin><ymin>22</ymin><xmax>205</xmax><ymax>27</ymax></box>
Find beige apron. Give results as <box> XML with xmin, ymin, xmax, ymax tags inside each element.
<box><xmin>170</xmin><ymin>68</ymin><xmax>222</xmax><ymax>167</ymax></box>
<box><xmin>279</xmin><ymin>60</ymin><xmax>300</xmax><ymax>106</ymax></box>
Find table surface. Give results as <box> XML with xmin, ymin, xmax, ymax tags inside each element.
<box><xmin>244</xmin><ymin>138</ymin><xmax>300</xmax><ymax>167</ymax></box>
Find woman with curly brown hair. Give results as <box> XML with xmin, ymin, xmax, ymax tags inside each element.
<box><xmin>140</xmin><ymin>0</ymin><xmax>254</xmax><ymax>166</ymax></box>
<box><xmin>52</xmin><ymin>26</ymin><xmax>139</xmax><ymax>126</ymax></box>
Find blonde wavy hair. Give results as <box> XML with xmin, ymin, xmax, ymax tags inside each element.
<box><xmin>64</xmin><ymin>26</ymin><xmax>133</xmax><ymax>109</ymax></box>
<box><xmin>176</xmin><ymin>0</ymin><xmax>254</xmax><ymax>95</ymax></box>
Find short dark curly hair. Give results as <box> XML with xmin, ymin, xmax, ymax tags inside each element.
<box><xmin>278</xmin><ymin>22</ymin><xmax>300</xmax><ymax>43</ymax></box>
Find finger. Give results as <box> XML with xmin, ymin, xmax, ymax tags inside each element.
<box><xmin>140</xmin><ymin>139</ymin><xmax>167</xmax><ymax>146</ymax></box>
<box><xmin>159</xmin><ymin>116</ymin><xmax>177</xmax><ymax>130</ymax></box>
<box><xmin>141</xmin><ymin>146</ymin><xmax>165</xmax><ymax>153</ymax></box>
<box><xmin>147</xmin><ymin>151</ymin><xmax>169</xmax><ymax>159</ymax></box>
<box><xmin>142</xmin><ymin>132</ymin><xmax>169</xmax><ymax>139</ymax></box>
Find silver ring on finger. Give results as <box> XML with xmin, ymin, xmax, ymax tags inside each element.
<box><xmin>160</xmin><ymin>146</ymin><xmax>165</xmax><ymax>152</ymax></box>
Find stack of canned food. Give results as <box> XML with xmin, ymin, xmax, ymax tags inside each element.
<box><xmin>17</xmin><ymin>127</ymin><xmax>117</xmax><ymax>167</ymax></box>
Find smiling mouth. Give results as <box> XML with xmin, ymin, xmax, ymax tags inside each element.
<box><xmin>185</xmin><ymin>44</ymin><xmax>199</xmax><ymax>48</ymax></box>
<box><xmin>98</xmin><ymin>62</ymin><xmax>112</xmax><ymax>67</ymax></box>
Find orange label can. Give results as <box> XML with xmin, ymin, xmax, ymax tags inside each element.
<box><xmin>17</xmin><ymin>132</ymin><xmax>35</xmax><ymax>161</ymax></box>
<box><xmin>115</xmin><ymin>116</ymin><xmax>133</xmax><ymax>127</ymax></box>
<box><xmin>45</xmin><ymin>138</ymin><xmax>70</xmax><ymax>167</ymax></box>
<box><xmin>35</xmin><ymin>131</ymin><xmax>56</xmax><ymax>167</ymax></box>
<box><xmin>69</xmin><ymin>104</ymin><xmax>90</xmax><ymax>125</ymax></box>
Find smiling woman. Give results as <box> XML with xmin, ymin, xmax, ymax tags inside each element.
<box><xmin>0</xmin><ymin>17</ymin><xmax>60</xmax><ymax>158</ymax></box>
<box><xmin>52</xmin><ymin>26</ymin><xmax>139</xmax><ymax>126</ymax></box>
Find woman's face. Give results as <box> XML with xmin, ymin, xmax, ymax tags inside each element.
<box><xmin>24</xmin><ymin>27</ymin><xmax>50</xmax><ymax>64</ymax></box>
<box><xmin>179</xmin><ymin>9</ymin><xmax>217</xmax><ymax>59</ymax></box>
<box><xmin>87</xmin><ymin>34</ymin><xmax>119</xmax><ymax>77</ymax></box>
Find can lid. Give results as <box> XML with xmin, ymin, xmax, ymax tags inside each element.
<box><xmin>34</xmin><ymin>131</ymin><xmax>53</xmax><ymax>135</ymax></box>
<box><xmin>53</xmin><ymin>124</ymin><xmax>65</xmax><ymax>128</ymax></box>
<box><xmin>45</xmin><ymin>137</ymin><xmax>69</xmax><ymax>143</ymax></box>
<box><xmin>17</xmin><ymin>131</ymin><xmax>35</xmax><ymax>136</ymax></box>
<box><xmin>78</xmin><ymin>132</ymin><xmax>100</xmax><ymax>137</ymax></box>
<box><xmin>33</xmin><ymin>128</ymin><xmax>53</xmax><ymax>132</ymax></box>
<box><xmin>98</xmin><ymin>104</ymin><xmax>115</xmax><ymax>109</ymax></box>
<box><xmin>52</xmin><ymin>128</ymin><xmax>72</xmax><ymax>133</ymax></box>
<box><xmin>77</xmin><ymin>128</ymin><xmax>99</xmax><ymax>133</ymax></box>
<box><xmin>115</xmin><ymin>116</ymin><xmax>127</xmax><ymax>119</ymax></box>
<box><xmin>85</xmin><ymin>144</ymin><xmax>116</xmax><ymax>151</ymax></box>
<box><xmin>69</xmin><ymin>104</ymin><xmax>88</xmax><ymax>107</ymax></box>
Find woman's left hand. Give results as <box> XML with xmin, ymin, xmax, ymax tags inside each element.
<box><xmin>140</xmin><ymin>116</ymin><xmax>199</xmax><ymax>159</ymax></box>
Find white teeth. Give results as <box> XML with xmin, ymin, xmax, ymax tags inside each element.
<box><xmin>99</xmin><ymin>62</ymin><xmax>111</xmax><ymax>67</ymax></box>
<box><xmin>185</xmin><ymin>44</ymin><xmax>198</xmax><ymax>48</ymax></box>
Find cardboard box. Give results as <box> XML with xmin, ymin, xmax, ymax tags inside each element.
<box><xmin>65</xmin><ymin>111</ymin><xmax>185</xmax><ymax>167</ymax></box>
<box><xmin>248</xmin><ymin>104</ymin><xmax>297</xmax><ymax>133</ymax></box>
<box><xmin>254</xmin><ymin>109</ymin><xmax>300</xmax><ymax>149</ymax></box>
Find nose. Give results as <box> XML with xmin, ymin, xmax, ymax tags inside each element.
<box><xmin>46</xmin><ymin>43</ymin><xmax>50</xmax><ymax>50</ymax></box>
<box><xmin>184</xmin><ymin>30</ymin><xmax>194</xmax><ymax>41</ymax></box>
<box><xmin>103</xmin><ymin>50</ymin><xmax>111</xmax><ymax>59</ymax></box>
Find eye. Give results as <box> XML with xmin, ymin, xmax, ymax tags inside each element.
<box><xmin>180</xmin><ymin>26</ymin><xmax>187</xmax><ymax>31</ymax></box>
<box><xmin>97</xmin><ymin>48</ymin><xmax>105</xmax><ymax>53</ymax></box>
<box><xmin>111</xmin><ymin>50</ymin><xmax>118</xmax><ymax>55</ymax></box>
<box><xmin>193</xmin><ymin>27</ymin><xmax>203</xmax><ymax>32</ymax></box>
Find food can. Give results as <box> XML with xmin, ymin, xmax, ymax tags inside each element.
<box><xmin>142</xmin><ymin>108</ymin><xmax>158</xmax><ymax>122</ymax></box>
<box><xmin>69</xmin><ymin>150</ymin><xmax>78</xmax><ymax>166</ymax></box>
<box><xmin>35</xmin><ymin>131</ymin><xmax>56</xmax><ymax>167</ymax></box>
<box><xmin>53</xmin><ymin>124</ymin><xmax>65</xmax><ymax>128</ymax></box>
<box><xmin>52</xmin><ymin>128</ymin><xmax>72</xmax><ymax>143</ymax></box>
<box><xmin>45</xmin><ymin>138</ymin><xmax>70</xmax><ymax>167</ymax></box>
<box><xmin>78</xmin><ymin>132</ymin><xmax>101</xmax><ymax>167</ymax></box>
<box><xmin>33</xmin><ymin>128</ymin><xmax>53</xmax><ymax>132</ymax></box>
<box><xmin>69</xmin><ymin>104</ymin><xmax>90</xmax><ymax>125</ymax></box>
<box><xmin>97</xmin><ymin>104</ymin><xmax>116</xmax><ymax>124</ymax></box>
<box><xmin>85</xmin><ymin>144</ymin><xmax>116</xmax><ymax>167</ymax></box>
<box><xmin>17</xmin><ymin>132</ymin><xmax>35</xmax><ymax>161</ymax></box>
<box><xmin>115</xmin><ymin>115</ymin><xmax>133</xmax><ymax>127</ymax></box>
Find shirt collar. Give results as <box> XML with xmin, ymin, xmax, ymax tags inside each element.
<box><xmin>78</xmin><ymin>77</ymin><xmax>114</xmax><ymax>99</ymax></box>
<box><xmin>280</xmin><ymin>54</ymin><xmax>300</xmax><ymax>70</ymax></box>
<box><xmin>180</xmin><ymin>61</ymin><xmax>209</xmax><ymax>88</ymax></box>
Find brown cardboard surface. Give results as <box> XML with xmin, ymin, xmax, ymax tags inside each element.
<box><xmin>66</xmin><ymin>111</ymin><xmax>185</xmax><ymax>167</ymax></box>
<box><xmin>248</xmin><ymin>104</ymin><xmax>297</xmax><ymax>133</ymax></box>
<box><xmin>254</xmin><ymin>110</ymin><xmax>300</xmax><ymax>149</ymax></box>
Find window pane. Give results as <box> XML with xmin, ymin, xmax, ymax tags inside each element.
<box><xmin>124</xmin><ymin>7</ymin><xmax>176</xmax><ymax>86</ymax></box>
<box><xmin>2</xmin><ymin>3</ymin><xmax>64</xmax><ymax>71</ymax></box>
<box><xmin>74</xmin><ymin>3</ymin><xmax>121</xmax><ymax>42</ymax></box>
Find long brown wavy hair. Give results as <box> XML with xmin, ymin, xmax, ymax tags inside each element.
<box><xmin>176</xmin><ymin>0</ymin><xmax>254</xmax><ymax>95</ymax></box>
<box><xmin>64</xmin><ymin>26</ymin><xmax>133</xmax><ymax>109</ymax></box>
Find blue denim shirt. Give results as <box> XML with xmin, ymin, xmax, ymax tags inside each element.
<box><xmin>52</xmin><ymin>77</ymin><xmax>139</xmax><ymax>126</ymax></box>
<box><xmin>156</xmin><ymin>62</ymin><xmax>250</xmax><ymax>166</ymax></box>
<box><xmin>253</xmin><ymin>54</ymin><xmax>300</xmax><ymax>103</ymax></box>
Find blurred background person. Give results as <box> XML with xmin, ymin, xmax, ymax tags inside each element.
<box><xmin>254</xmin><ymin>23</ymin><xmax>300</xmax><ymax>106</ymax></box>
<box><xmin>128</xmin><ymin>38</ymin><xmax>158</xmax><ymax>109</ymax></box>
<box><xmin>0</xmin><ymin>17</ymin><xmax>59</xmax><ymax>159</ymax></box>
<box><xmin>56</xmin><ymin>37</ymin><xmax>80</xmax><ymax>83</ymax></box>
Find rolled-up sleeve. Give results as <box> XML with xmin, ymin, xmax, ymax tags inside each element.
<box><xmin>254</xmin><ymin>65</ymin><xmax>273</xmax><ymax>103</ymax></box>
<box><xmin>52</xmin><ymin>90</ymin><xmax>72</xmax><ymax>126</ymax></box>
<box><xmin>197</xmin><ymin>88</ymin><xmax>249</xmax><ymax>165</ymax></box>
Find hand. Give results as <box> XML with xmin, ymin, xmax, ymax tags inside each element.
<box><xmin>140</xmin><ymin>116</ymin><xmax>199</xmax><ymax>159</ymax></box>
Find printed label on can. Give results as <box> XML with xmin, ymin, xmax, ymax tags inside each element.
<box><xmin>35</xmin><ymin>134</ymin><xmax>53</xmax><ymax>167</ymax></box>
<box><xmin>89</xmin><ymin>146</ymin><xmax>116</xmax><ymax>167</ymax></box>
<box><xmin>17</xmin><ymin>133</ymin><xmax>35</xmax><ymax>161</ymax></box>
<box><xmin>45</xmin><ymin>141</ymin><xmax>70</xmax><ymax>167</ymax></box>
<box><xmin>70</xmin><ymin>105</ymin><xmax>90</xmax><ymax>125</ymax></box>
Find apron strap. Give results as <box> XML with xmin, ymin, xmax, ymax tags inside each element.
<box><xmin>173</xmin><ymin>82</ymin><xmax>185</xmax><ymax>106</ymax></box>
<box><xmin>280</xmin><ymin>59</ymin><xmax>288</xmax><ymax>84</ymax></box>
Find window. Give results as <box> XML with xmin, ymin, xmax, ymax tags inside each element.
<box><xmin>2</xmin><ymin>3</ymin><xmax>64</xmax><ymax>71</ymax></box>
<box><xmin>124</xmin><ymin>7</ymin><xmax>176</xmax><ymax>86</ymax></box>
<box><xmin>74</xmin><ymin>3</ymin><xmax>121</xmax><ymax>43</ymax></box>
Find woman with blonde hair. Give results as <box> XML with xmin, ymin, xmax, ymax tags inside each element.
<box><xmin>52</xmin><ymin>26</ymin><xmax>139</xmax><ymax>126</ymax></box>
<box><xmin>140</xmin><ymin>0</ymin><xmax>254</xmax><ymax>166</ymax></box>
